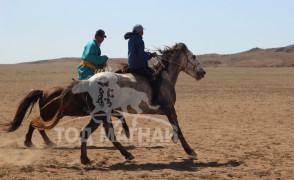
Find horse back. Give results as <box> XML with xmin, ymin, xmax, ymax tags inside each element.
<box><xmin>39</xmin><ymin>86</ymin><xmax>64</xmax><ymax>107</ymax></box>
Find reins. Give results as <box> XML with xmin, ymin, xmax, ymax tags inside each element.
<box><xmin>159</xmin><ymin>52</ymin><xmax>200</xmax><ymax>71</ymax></box>
<box><xmin>152</xmin><ymin>52</ymin><xmax>200</xmax><ymax>80</ymax></box>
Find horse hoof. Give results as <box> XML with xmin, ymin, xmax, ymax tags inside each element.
<box><xmin>126</xmin><ymin>154</ymin><xmax>135</xmax><ymax>161</ymax></box>
<box><xmin>125</xmin><ymin>132</ymin><xmax>130</xmax><ymax>139</ymax></box>
<box><xmin>81</xmin><ymin>157</ymin><xmax>94</xmax><ymax>165</ymax></box>
<box><xmin>24</xmin><ymin>141</ymin><xmax>35</xmax><ymax>148</ymax></box>
<box><xmin>121</xmin><ymin>129</ymin><xmax>130</xmax><ymax>139</ymax></box>
<box><xmin>189</xmin><ymin>151</ymin><xmax>198</xmax><ymax>160</ymax></box>
<box><xmin>46</xmin><ymin>142</ymin><xmax>57</xmax><ymax>148</ymax></box>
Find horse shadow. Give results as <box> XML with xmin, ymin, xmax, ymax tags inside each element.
<box><xmin>47</xmin><ymin>159</ymin><xmax>241</xmax><ymax>172</ymax></box>
<box><xmin>49</xmin><ymin>145</ymin><xmax>241</xmax><ymax>171</ymax></box>
<box><xmin>106</xmin><ymin>159</ymin><xmax>241</xmax><ymax>172</ymax></box>
<box><xmin>52</xmin><ymin>145</ymin><xmax>158</xmax><ymax>151</ymax></box>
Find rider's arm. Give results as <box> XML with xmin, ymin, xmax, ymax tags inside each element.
<box><xmin>137</xmin><ymin>40</ymin><xmax>152</xmax><ymax>61</ymax></box>
<box><xmin>82</xmin><ymin>44</ymin><xmax>108</xmax><ymax>66</ymax></box>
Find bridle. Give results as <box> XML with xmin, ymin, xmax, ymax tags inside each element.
<box><xmin>152</xmin><ymin>52</ymin><xmax>201</xmax><ymax>81</ymax></box>
<box><xmin>159</xmin><ymin>51</ymin><xmax>201</xmax><ymax>71</ymax></box>
<box><xmin>184</xmin><ymin>53</ymin><xmax>200</xmax><ymax>71</ymax></box>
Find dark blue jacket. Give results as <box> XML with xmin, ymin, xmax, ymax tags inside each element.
<box><xmin>124</xmin><ymin>32</ymin><xmax>152</xmax><ymax>69</ymax></box>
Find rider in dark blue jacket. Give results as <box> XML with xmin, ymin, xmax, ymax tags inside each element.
<box><xmin>124</xmin><ymin>24</ymin><xmax>162</xmax><ymax>106</ymax></box>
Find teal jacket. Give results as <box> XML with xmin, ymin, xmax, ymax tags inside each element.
<box><xmin>78</xmin><ymin>39</ymin><xmax>108</xmax><ymax>80</ymax></box>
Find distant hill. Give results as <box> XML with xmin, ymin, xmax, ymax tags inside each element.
<box><xmin>18</xmin><ymin>57</ymin><xmax>127</xmax><ymax>65</ymax></box>
<box><xmin>16</xmin><ymin>44</ymin><xmax>294</xmax><ymax>67</ymax></box>
<box><xmin>18</xmin><ymin>57</ymin><xmax>82</xmax><ymax>64</ymax></box>
<box><xmin>199</xmin><ymin>44</ymin><xmax>294</xmax><ymax>67</ymax></box>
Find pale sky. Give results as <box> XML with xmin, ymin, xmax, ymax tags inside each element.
<box><xmin>0</xmin><ymin>0</ymin><xmax>293</xmax><ymax>64</ymax></box>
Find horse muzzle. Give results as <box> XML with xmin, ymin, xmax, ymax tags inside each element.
<box><xmin>196</xmin><ymin>70</ymin><xmax>206</xmax><ymax>80</ymax></box>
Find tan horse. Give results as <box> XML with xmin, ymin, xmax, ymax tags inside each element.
<box><xmin>33</xmin><ymin>43</ymin><xmax>206</xmax><ymax>164</ymax></box>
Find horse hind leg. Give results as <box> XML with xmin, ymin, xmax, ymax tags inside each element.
<box><xmin>24</xmin><ymin>123</ymin><xmax>36</xmax><ymax>148</ymax></box>
<box><xmin>24</xmin><ymin>122</ymin><xmax>57</xmax><ymax>148</ymax></box>
<box><xmin>39</xmin><ymin>130</ymin><xmax>57</xmax><ymax>148</ymax></box>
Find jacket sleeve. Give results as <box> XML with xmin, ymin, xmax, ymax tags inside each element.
<box><xmin>83</xmin><ymin>44</ymin><xmax>108</xmax><ymax>65</ymax></box>
<box><xmin>137</xmin><ymin>39</ymin><xmax>152</xmax><ymax>61</ymax></box>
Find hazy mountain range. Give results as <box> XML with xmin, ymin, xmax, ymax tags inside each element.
<box><xmin>19</xmin><ymin>44</ymin><xmax>294</xmax><ymax>67</ymax></box>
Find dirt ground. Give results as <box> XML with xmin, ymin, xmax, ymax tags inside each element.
<box><xmin>0</xmin><ymin>63</ymin><xmax>293</xmax><ymax>179</ymax></box>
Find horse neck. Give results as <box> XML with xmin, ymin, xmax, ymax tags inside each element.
<box><xmin>166</xmin><ymin>53</ymin><xmax>183</xmax><ymax>86</ymax></box>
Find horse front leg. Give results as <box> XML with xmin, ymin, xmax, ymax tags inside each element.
<box><xmin>165</xmin><ymin>108</ymin><xmax>197</xmax><ymax>159</ymax></box>
<box><xmin>80</xmin><ymin>118</ymin><xmax>101</xmax><ymax>165</ymax></box>
<box><xmin>103</xmin><ymin>116</ymin><xmax>134</xmax><ymax>160</ymax></box>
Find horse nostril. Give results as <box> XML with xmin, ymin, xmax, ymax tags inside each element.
<box><xmin>203</xmin><ymin>71</ymin><xmax>206</xmax><ymax>75</ymax></box>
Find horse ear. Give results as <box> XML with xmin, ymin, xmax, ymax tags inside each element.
<box><xmin>179</xmin><ymin>43</ymin><xmax>187</xmax><ymax>51</ymax></box>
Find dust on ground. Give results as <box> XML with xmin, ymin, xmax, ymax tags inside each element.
<box><xmin>0</xmin><ymin>65</ymin><xmax>293</xmax><ymax>179</ymax></box>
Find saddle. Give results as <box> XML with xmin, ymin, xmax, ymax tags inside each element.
<box><xmin>115</xmin><ymin>57</ymin><xmax>168</xmax><ymax>81</ymax></box>
<box><xmin>115</xmin><ymin>63</ymin><xmax>130</xmax><ymax>74</ymax></box>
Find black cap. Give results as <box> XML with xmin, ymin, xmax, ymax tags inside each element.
<box><xmin>95</xmin><ymin>29</ymin><xmax>107</xmax><ymax>38</ymax></box>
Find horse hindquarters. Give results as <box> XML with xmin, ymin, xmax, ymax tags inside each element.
<box><xmin>39</xmin><ymin>96</ymin><xmax>62</xmax><ymax>121</ymax></box>
<box><xmin>8</xmin><ymin>89</ymin><xmax>43</xmax><ymax>132</ymax></box>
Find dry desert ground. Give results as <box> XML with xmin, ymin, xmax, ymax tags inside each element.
<box><xmin>0</xmin><ymin>61</ymin><xmax>293</xmax><ymax>179</ymax></box>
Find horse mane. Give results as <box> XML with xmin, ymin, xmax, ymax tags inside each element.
<box><xmin>155</xmin><ymin>43</ymin><xmax>188</xmax><ymax>72</ymax></box>
<box><xmin>158</xmin><ymin>43</ymin><xmax>188</xmax><ymax>58</ymax></box>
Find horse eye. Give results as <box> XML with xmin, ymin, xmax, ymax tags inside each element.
<box><xmin>192</xmin><ymin>55</ymin><xmax>196</xmax><ymax>59</ymax></box>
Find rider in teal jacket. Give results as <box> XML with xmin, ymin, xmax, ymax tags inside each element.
<box><xmin>78</xmin><ymin>29</ymin><xmax>108</xmax><ymax>80</ymax></box>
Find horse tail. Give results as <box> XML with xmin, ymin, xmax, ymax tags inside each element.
<box><xmin>8</xmin><ymin>89</ymin><xmax>43</xmax><ymax>132</ymax></box>
<box><xmin>31</xmin><ymin>81</ymin><xmax>78</xmax><ymax>130</ymax></box>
